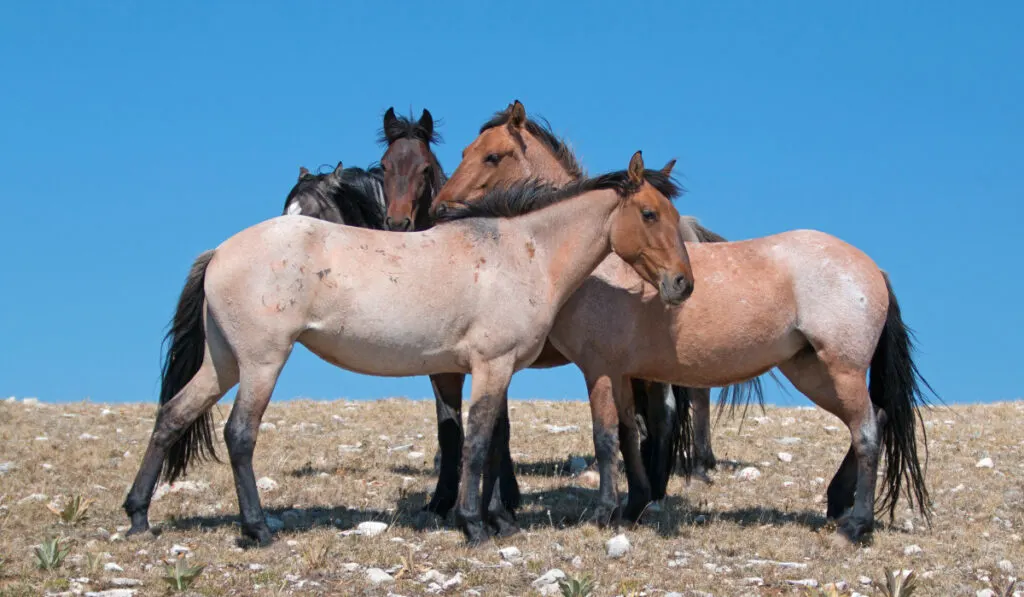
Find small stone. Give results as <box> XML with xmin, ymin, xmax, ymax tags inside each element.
<box><xmin>266</xmin><ymin>516</ymin><xmax>284</xmax><ymax>531</ymax></box>
<box><xmin>356</xmin><ymin>521</ymin><xmax>388</xmax><ymax>536</ymax></box>
<box><xmin>256</xmin><ymin>477</ymin><xmax>279</xmax><ymax>492</ymax></box>
<box><xmin>787</xmin><ymin>579</ymin><xmax>819</xmax><ymax>587</ymax></box>
<box><xmin>579</xmin><ymin>471</ymin><xmax>600</xmax><ymax>488</ymax></box>
<box><xmin>170</xmin><ymin>544</ymin><xmax>191</xmax><ymax>556</ymax></box>
<box><xmin>108</xmin><ymin>579</ymin><xmax>143</xmax><ymax>587</ymax></box>
<box><xmin>85</xmin><ymin>590</ymin><xmax>137</xmax><ymax>597</ymax></box>
<box><xmin>0</xmin><ymin>462</ymin><xmax>13</xmax><ymax>475</ymax></box>
<box><xmin>778</xmin><ymin>437</ymin><xmax>801</xmax><ymax>445</ymax></box>
<box><xmin>605</xmin><ymin>533</ymin><xmax>631</xmax><ymax>558</ymax></box>
<box><xmin>823</xmin><ymin>425</ymin><xmax>839</xmax><ymax>433</ymax></box>
<box><xmin>532</xmin><ymin>569</ymin><xmax>566</xmax><ymax>588</ymax></box>
<box><xmin>568</xmin><ymin>456</ymin><xmax>588</xmax><ymax>475</ymax></box>
<box><xmin>442</xmin><ymin>572</ymin><xmax>463</xmax><ymax>590</ymax></box>
<box><xmin>286</xmin><ymin>540</ymin><xmax>298</xmax><ymax>547</ymax></box>
<box><xmin>778</xmin><ymin>452</ymin><xmax>793</xmax><ymax>463</ymax></box>
<box><xmin>22</xmin><ymin>397</ymin><xmax>40</xmax><ymax>406</ymax></box>
<box><xmin>977</xmin><ymin>590</ymin><xmax>997</xmax><ymax>597</ymax></box>
<box><xmin>259</xmin><ymin>422</ymin><xmax>276</xmax><ymax>431</ymax></box>
<box><xmin>903</xmin><ymin>544</ymin><xmax>923</xmax><ymax>556</ymax></box>
<box><xmin>977</xmin><ymin>457</ymin><xmax>995</xmax><ymax>468</ymax></box>
<box><xmin>997</xmin><ymin>559</ymin><xmax>1013</xmax><ymax>573</ymax></box>
<box><xmin>859</xmin><ymin>575</ymin><xmax>873</xmax><ymax>585</ymax></box>
<box><xmin>571</xmin><ymin>555</ymin><xmax>583</xmax><ymax>569</ymax></box>
<box><xmin>782</xmin><ymin>481</ymin><xmax>795</xmax><ymax>487</ymax></box>
<box><xmin>365</xmin><ymin>567</ymin><xmax>394</xmax><ymax>584</ymax></box>
<box><xmin>745</xmin><ymin>577</ymin><xmax>765</xmax><ymax>586</ymax></box>
<box><xmin>101</xmin><ymin>408</ymin><xmax>114</xmax><ymax>416</ymax></box>
<box><xmin>407</xmin><ymin>451</ymin><xmax>425</xmax><ymax>460</ymax></box>
<box><xmin>80</xmin><ymin>433</ymin><xmax>99</xmax><ymax>440</ymax></box>
<box><xmin>544</xmin><ymin>424</ymin><xmax>579</xmax><ymax>434</ymax></box>
<box><xmin>342</xmin><ymin>562</ymin><xmax>360</xmax><ymax>572</ymax></box>
<box><xmin>41</xmin><ymin>463</ymin><xmax>53</xmax><ymax>470</ymax></box>
<box><xmin>152</xmin><ymin>480</ymin><xmax>210</xmax><ymax>501</ymax></box>
<box><xmin>665</xmin><ymin>593</ymin><xmax>684</xmax><ymax>597</ymax></box>
<box><xmin>736</xmin><ymin>466</ymin><xmax>762</xmax><ymax>481</ymax></box>
<box><xmin>104</xmin><ymin>562</ymin><xmax>124</xmax><ymax>572</ymax></box>
<box><xmin>249</xmin><ymin>563</ymin><xmax>266</xmax><ymax>571</ymax></box>
<box><xmin>419</xmin><ymin>570</ymin><xmax>446</xmax><ymax>584</ymax></box>
<box><xmin>498</xmin><ymin>546</ymin><xmax>522</xmax><ymax>562</ymax></box>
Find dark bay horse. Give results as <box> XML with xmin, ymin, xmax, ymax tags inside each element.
<box><xmin>423</xmin><ymin>101</ymin><xmax>760</xmax><ymax>525</ymax></box>
<box><xmin>283</xmin><ymin>162</ymin><xmax>386</xmax><ymax>228</ymax></box>
<box><xmin>123</xmin><ymin>152</ymin><xmax>696</xmax><ymax>546</ymax></box>
<box><xmin>379</xmin><ymin>108</ymin><xmax>447</xmax><ymax>232</ymax></box>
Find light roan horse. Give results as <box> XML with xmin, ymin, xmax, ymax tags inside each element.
<box><xmin>122</xmin><ymin>152</ymin><xmax>695</xmax><ymax>546</ymax></box>
<box><xmin>427</xmin><ymin>100</ymin><xmax>758</xmax><ymax>521</ymax></box>
<box><xmin>435</xmin><ymin>105</ymin><xmax>936</xmax><ymax>541</ymax></box>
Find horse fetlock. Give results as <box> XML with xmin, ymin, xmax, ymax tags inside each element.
<box><xmin>836</xmin><ymin>514</ymin><xmax>875</xmax><ymax>543</ymax></box>
<box><xmin>240</xmin><ymin>521</ymin><xmax>274</xmax><ymax>548</ymax></box>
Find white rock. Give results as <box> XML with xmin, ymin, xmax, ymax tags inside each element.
<box><xmin>903</xmin><ymin>544</ymin><xmax>923</xmax><ymax>556</ymax></box>
<box><xmin>286</xmin><ymin>540</ymin><xmax>298</xmax><ymax>547</ymax></box>
<box><xmin>356</xmin><ymin>521</ymin><xmax>388</xmax><ymax>537</ymax></box>
<box><xmin>0</xmin><ymin>462</ymin><xmax>13</xmax><ymax>474</ymax></box>
<box><xmin>79</xmin><ymin>433</ymin><xmax>99</xmax><ymax>441</ymax></box>
<box><xmin>568</xmin><ymin>456</ymin><xmax>588</xmax><ymax>475</ymax></box>
<box><xmin>342</xmin><ymin>563</ymin><xmax>361</xmax><ymax>572</ymax></box>
<box><xmin>977</xmin><ymin>457</ymin><xmax>995</xmax><ymax>468</ymax></box>
<box><xmin>605</xmin><ymin>533</ymin><xmax>631</xmax><ymax>558</ymax></box>
<box><xmin>249</xmin><ymin>563</ymin><xmax>266</xmax><ymax>571</ymax></box>
<box><xmin>778</xmin><ymin>437</ymin><xmax>801</xmax><ymax>445</ymax></box>
<box><xmin>85</xmin><ymin>590</ymin><xmax>137</xmax><ymax>597</ymax></box>
<box><xmin>170</xmin><ymin>544</ymin><xmax>191</xmax><ymax>555</ymax></box>
<box><xmin>365</xmin><ymin>568</ymin><xmax>394</xmax><ymax>584</ymax></box>
<box><xmin>544</xmin><ymin>424</ymin><xmax>579</xmax><ymax>434</ymax></box>
<box><xmin>858</xmin><ymin>575</ymin><xmax>873</xmax><ymax>585</ymax></box>
<box><xmin>777</xmin><ymin>452</ymin><xmax>793</xmax><ymax>463</ymax></box>
<box><xmin>498</xmin><ymin>546</ymin><xmax>522</xmax><ymax>562</ymax></box>
<box><xmin>571</xmin><ymin>555</ymin><xmax>583</xmax><ymax>569</ymax></box>
<box><xmin>407</xmin><ymin>451</ymin><xmax>425</xmax><ymax>460</ymax></box>
<box><xmin>782</xmin><ymin>481</ymin><xmax>795</xmax><ymax>487</ymax></box>
<box><xmin>4</xmin><ymin>396</ymin><xmax>15</xmax><ymax>403</ymax></box>
<box><xmin>787</xmin><ymin>579</ymin><xmax>819</xmax><ymax>587</ymax></box>
<box><xmin>745</xmin><ymin>577</ymin><xmax>765</xmax><ymax>586</ymax></box>
<box><xmin>152</xmin><ymin>480</ymin><xmax>210</xmax><ymax>501</ymax></box>
<box><xmin>42</xmin><ymin>463</ymin><xmax>53</xmax><ymax>470</ymax></box>
<box><xmin>104</xmin><ymin>562</ymin><xmax>124</xmax><ymax>572</ymax></box>
<box><xmin>579</xmin><ymin>471</ymin><xmax>600</xmax><ymax>488</ymax></box>
<box><xmin>823</xmin><ymin>425</ymin><xmax>839</xmax><ymax>433</ymax></box>
<box><xmin>101</xmin><ymin>408</ymin><xmax>114</xmax><ymax>416</ymax></box>
<box><xmin>256</xmin><ymin>477</ymin><xmax>279</xmax><ymax>492</ymax></box>
<box><xmin>22</xmin><ymin>397</ymin><xmax>41</xmax><ymax>406</ymax></box>
<box><xmin>977</xmin><ymin>590</ymin><xmax>997</xmax><ymax>597</ymax></box>
<box><xmin>532</xmin><ymin>568</ymin><xmax>566</xmax><ymax>588</ymax></box>
<box><xmin>108</xmin><ymin>579</ymin><xmax>143</xmax><ymax>587</ymax></box>
<box><xmin>736</xmin><ymin>466</ymin><xmax>762</xmax><ymax>481</ymax></box>
<box><xmin>665</xmin><ymin>593</ymin><xmax>684</xmax><ymax>597</ymax></box>
<box><xmin>259</xmin><ymin>422</ymin><xmax>276</xmax><ymax>431</ymax></box>
<box><xmin>419</xmin><ymin>570</ymin><xmax>446</xmax><ymax>584</ymax></box>
<box><xmin>35</xmin><ymin>436</ymin><xmax>48</xmax><ymax>441</ymax></box>
<box><xmin>997</xmin><ymin>559</ymin><xmax>1013</xmax><ymax>573</ymax></box>
<box><xmin>266</xmin><ymin>516</ymin><xmax>284</xmax><ymax>531</ymax></box>
<box><xmin>442</xmin><ymin>572</ymin><xmax>463</xmax><ymax>590</ymax></box>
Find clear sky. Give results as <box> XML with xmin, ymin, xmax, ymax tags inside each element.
<box><xmin>1</xmin><ymin>2</ymin><xmax>1021</xmax><ymax>406</ymax></box>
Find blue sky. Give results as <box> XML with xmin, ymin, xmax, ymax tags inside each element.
<box><xmin>1</xmin><ymin>2</ymin><xmax>1021</xmax><ymax>405</ymax></box>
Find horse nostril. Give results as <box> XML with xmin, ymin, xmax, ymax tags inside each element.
<box><xmin>675</xmin><ymin>274</ymin><xmax>693</xmax><ymax>298</ymax></box>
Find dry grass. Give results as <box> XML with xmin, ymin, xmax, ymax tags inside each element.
<box><xmin>0</xmin><ymin>397</ymin><xmax>1021</xmax><ymax>596</ymax></box>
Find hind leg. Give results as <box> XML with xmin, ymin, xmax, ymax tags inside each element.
<box><xmin>123</xmin><ymin>345</ymin><xmax>238</xmax><ymax>536</ymax></box>
<box><xmin>223</xmin><ymin>357</ymin><xmax>288</xmax><ymax>547</ymax></box>
<box><xmin>780</xmin><ymin>353</ymin><xmax>878</xmax><ymax>541</ymax></box>
<box><xmin>617</xmin><ymin>378</ymin><xmax>653</xmax><ymax>523</ymax></box>
<box><xmin>690</xmin><ymin>387</ymin><xmax>717</xmax><ymax>481</ymax></box>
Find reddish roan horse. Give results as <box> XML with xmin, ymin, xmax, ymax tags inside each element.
<box><xmin>433</xmin><ymin>101</ymin><xmax>935</xmax><ymax>541</ymax></box>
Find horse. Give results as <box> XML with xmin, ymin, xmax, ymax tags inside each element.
<box><xmin>283</xmin><ymin>161</ymin><xmax>386</xmax><ymax>228</ymax></box>
<box><xmin>122</xmin><ymin>151</ymin><xmax>696</xmax><ymax>547</ymax></box>
<box><xmin>434</xmin><ymin>104</ymin><xmax>935</xmax><ymax>541</ymax></box>
<box><xmin>424</xmin><ymin>100</ymin><xmax>756</xmax><ymax>523</ymax></box>
<box><xmin>379</xmin><ymin>108</ymin><xmax>447</xmax><ymax>232</ymax></box>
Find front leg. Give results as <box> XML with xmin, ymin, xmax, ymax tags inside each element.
<box><xmin>425</xmin><ymin>373</ymin><xmax>465</xmax><ymax>518</ymax></box>
<box><xmin>690</xmin><ymin>387</ymin><xmax>717</xmax><ymax>481</ymax></box>
<box><xmin>616</xmin><ymin>378</ymin><xmax>653</xmax><ymax>523</ymax></box>
<box><xmin>455</xmin><ymin>357</ymin><xmax>516</xmax><ymax>545</ymax></box>
<box><xmin>585</xmin><ymin>373</ymin><xmax>623</xmax><ymax>526</ymax></box>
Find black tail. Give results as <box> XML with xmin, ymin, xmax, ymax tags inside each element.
<box><xmin>669</xmin><ymin>385</ymin><xmax>694</xmax><ymax>482</ymax></box>
<box><xmin>159</xmin><ymin>250</ymin><xmax>219</xmax><ymax>484</ymax></box>
<box><xmin>870</xmin><ymin>272</ymin><xmax>936</xmax><ymax>522</ymax></box>
<box><xmin>636</xmin><ymin>381</ymin><xmax>694</xmax><ymax>500</ymax></box>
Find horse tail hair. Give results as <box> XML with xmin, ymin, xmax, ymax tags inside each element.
<box><xmin>159</xmin><ymin>249</ymin><xmax>219</xmax><ymax>484</ymax></box>
<box><xmin>636</xmin><ymin>382</ymin><xmax>694</xmax><ymax>500</ymax></box>
<box><xmin>869</xmin><ymin>271</ymin><xmax>936</xmax><ymax>523</ymax></box>
<box><xmin>670</xmin><ymin>385</ymin><xmax>694</xmax><ymax>482</ymax></box>
<box><xmin>714</xmin><ymin>377</ymin><xmax>767</xmax><ymax>427</ymax></box>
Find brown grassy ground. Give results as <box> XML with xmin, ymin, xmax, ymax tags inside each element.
<box><xmin>0</xmin><ymin>398</ymin><xmax>1021</xmax><ymax>596</ymax></box>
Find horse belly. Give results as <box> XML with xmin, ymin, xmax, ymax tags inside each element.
<box><xmin>298</xmin><ymin>324</ymin><xmax>463</xmax><ymax>377</ymax></box>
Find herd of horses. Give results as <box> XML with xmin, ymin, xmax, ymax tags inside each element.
<box><xmin>122</xmin><ymin>101</ymin><xmax>936</xmax><ymax>548</ymax></box>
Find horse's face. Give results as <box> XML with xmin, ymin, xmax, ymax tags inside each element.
<box><xmin>381</xmin><ymin>136</ymin><xmax>435</xmax><ymax>231</ymax></box>
<box><xmin>431</xmin><ymin>101</ymin><xmax>566</xmax><ymax>217</ymax></box>
<box><xmin>611</xmin><ymin>152</ymin><xmax>694</xmax><ymax>305</ymax></box>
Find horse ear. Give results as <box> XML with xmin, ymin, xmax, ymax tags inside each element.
<box><xmin>419</xmin><ymin>109</ymin><xmax>434</xmax><ymax>136</ymax></box>
<box><xmin>508</xmin><ymin>100</ymin><xmax>526</xmax><ymax>128</ymax></box>
<box><xmin>383</xmin><ymin>107</ymin><xmax>397</xmax><ymax>128</ymax></box>
<box><xmin>660</xmin><ymin>158</ymin><xmax>677</xmax><ymax>177</ymax></box>
<box><xmin>298</xmin><ymin>166</ymin><xmax>310</xmax><ymax>180</ymax></box>
<box><xmin>628</xmin><ymin>151</ymin><xmax>645</xmax><ymax>184</ymax></box>
<box><xmin>332</xmin><ymin>161</ymin><xmax>344</xmax><ymax>177</ymax></box>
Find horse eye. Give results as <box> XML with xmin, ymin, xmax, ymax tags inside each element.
<box><xmin>641</xmin><ymin>208</ymin><xmax>658</xmax><ymax>222</ymax></box>
<box><xmin>484</xmin><ymin>153</ymin><xmax>501</xmax><ymax>165</ymax></box>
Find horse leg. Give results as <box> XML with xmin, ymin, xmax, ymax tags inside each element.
<box><xmin>223</xmin><ymin>358</ymin><xmax>287</xmax><ymax>547</ymax></box>
<box><xmin>690</xmin><ymin>387</ymin><xmax>717</xmax><ymax>482</ymax></box>
<box><xmin>482</xmin><ymin>393</ymin><xmax>519</xmax><ymax>537</ymax></box>
<box><xmin>123</xmin><ymin>341</ymin><xmax>238</xmax><ymax>536</ymax></box>
<box><xmin>455</xmin><ymin>357</ymin><xmax>515</xmax><ymax>545</ymax></box>
<box><xmin>425</xmin><ymin>373</ymin><xmax>465</xmax><ymax>518</ymax></box>
<box><xmin>584</xmin><ymin>373</ymin><xmax>623</xmax><ymax>526</ymax></box>
<box><xmin>617</xmin><ymin>378</ymin><xmax>653</xmax><ymax>523</ymax></box>
<box><xmin>780</xmin><ymin>353</ymin><xmax>879</xmax><ymax>541</ymax></box>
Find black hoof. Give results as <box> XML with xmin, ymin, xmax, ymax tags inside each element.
<box><xmin>826</xmin><ymin>503</ymin><xmax>853</xmax><ymax>521</ymax></box>
<box><xmin>837</xmin><ymin>516</ymin><xmax>873</xmax><ymax>543</ymax></box>
<box><xmin>414</xmin><ymin>509</ymin><xmax>446</xmax><ymax>531</ymax></box>
<box><xmin>592</xmin><ymin>504</ymin><xmax>621</xmax><ymax>528</ymax></box>
<box><xmin>461</xmin><ymin>521</ymin><xmax>491</xmax><ymax>546</ymax></box>
<box><xmin>240</xmin><ymin>522</ymin><xmax>274</xmax><ymax>548</ymax></box>
<box><xmin>622</xmin><ymin>500</ymin><xmax>649</xmax><ymax>524</ymax></box>
<box><xmin>488</xmin><ymin>511</ymin><xmax>520</xmax><ymax>538</ymax></box>
<box><xmin>693</xmin><ymin>468</ymin><xmax>715</xmax><ymax>485</ymax></box>
<box><xmin>425</xmin><ymin>495</ymin><xmax>456</xmax><ymax>519</ymax></box>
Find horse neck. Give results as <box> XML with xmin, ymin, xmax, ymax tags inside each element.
<box><xmin>518</xmin><ymin>189</ymin><xmax>621</xmax><ymax>307</ymax></box>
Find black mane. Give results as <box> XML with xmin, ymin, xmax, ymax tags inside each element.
<box><xmin>435</xmin><ymin>168</ymin><xmax>681</xmax><ymax>223</ymax></box>
<box><xmin>282</xmin><ymin>165</ymin><xmax>386</xmax><ymax>229</ymax></box>
<box><xmin>480</xmin><ymin>110</ymin><xmax>585</xmax><ymax>180</ymax></box>
<box><xmin>378</xmin><ymin>111</ymin><xmax>442</xmax><ymax>146</ymax></box>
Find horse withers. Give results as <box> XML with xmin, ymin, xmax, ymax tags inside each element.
<box><xmin>122</xmin><ymin>151</ymin><xmax>695</xmax><ymax>546</ymax></box>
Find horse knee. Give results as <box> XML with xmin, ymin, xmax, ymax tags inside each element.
<box><xmin>223</xmin><ymin>421</ymin><xmax>256</xmax><ymax>461</ymax></box>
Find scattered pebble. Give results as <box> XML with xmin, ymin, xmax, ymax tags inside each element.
<box><xmin>777</xmin><ymin>452</ymin><xmax>793</xmax><ymax>463</ymax></box>
<box><xmin>84</xmin><ymin>590</ymin><xmax>137</xmax><ymax>597</ymax></box>
<box><xmin>736</xmin><ymin>466</ymin><xmax>762</xmax><ymax>481</ymax></box>
<box><xmin>532</xmin><ymin>569</ymin><xmax>566</xmax><ymax>590</ymax></box>
<box><xmin>256</xmin><ymin>477</ymin><xmax>279</xmax><ymax>492</ymax></box>
<box><xmin>108</xmin><ymin>578</ymin><xmax>143</xmax><ymax>587</ymax></box>
<box><xmin>170</xmin><ymin>544</ymin><xmax>191</xmax><ymax>556</ymax></box>
<box><xmin>407</xmin><ymin>451</ymin><xmax>425</xmax><ymax>460</ymax></box>
<box><xmin>442</xmin><ymin>572</ymin><xmax>463</xmax><ymax>590</ymax></box>
<box><xmin>152</xmin><ymin>480</ymin><xmax>210</xmax><ymax>501</ymax></box>
<box><xmin>823</xmin><ymin>425</ymin><xmax>839</xmax><ymax>433</ymax></box>
<box><xmin>787</xmin><ymin>579</ymin><xmax>819</xmax><ymax>587</ymax></box>
<box><xmin>356</xmin><ymin>521</ymin><xmax>388</xmax><ymax>537</ymax></box>
<box><xmin>22</xmin><ymin>397</ymin><xmax>41</xmax><ymax>406</ymax></box>
<box><xmin>977</xmin><ymin>589</ymin><xmax>997</xmax><ymax>597</ymax></box>
<box><xmin>259</xmin><ymin>422</ymin><xmax>276</xmax><ymax>431</ymax></box>
<box><xmin>342</xmin><ymin>563</ymin><xmax>361</xmax><ymax>572</ymax></box>
<box><xmin>903</xmin><ymin>544</ymin><xmax>923</xmax><ymax>556</ymax></box>
<box><xmin>997</xmin><ymin>559</ymin><xmax>1013</xmax><ymax>573</ymax></box>
<box><xmin>606</xmin><ymin>533</ymin><xmax>631</xmax><ymax>558</ymax></box>
<box><xmin>859</xmin><ymin>575</ymin><xmax>872</xmax><ymax>585</ymax></box>
<box><xmin>365</xmin><ymin>567</ymin><xmax>395</xmax><ymax>584</ymax></box>
<box><xmin>498</xmin><ymin>546</ymin><xmax>522</xmax><ymax>562</ymax></box>
<box><xmin>579</xmin><ymin>471</ymin><xmax>600</xmax><ymax>488</ymax></box>
<box><xmin>571</xmin><ymin>555</ymin><xmax>583</xmax><ymax>569</ymax></box>
<box><xmin>977</xmin><ymin>457</ymin><xmax>994</xmax><ymax>468</ymax></box>
<box><xmin>0</xmin><ymin>462</ymin><xmax>13</xmax><ymax>475</ymax></box>
<box><xmin>104</xmin><ymin>562</ymin><xmax>124</xmax><ymax>572</ymax></box>
<box><xmin>419</xmin><ymin>570</ymin><xmax>446</xmax><ymax>584</ymax></box>
<box><xmin>778</xmin><ymin>437</ymin><xmax>801</xmax><ymax>445</ymax></box>
<box><xmin>249</xmin><ymin>563</ymin><xmax>265</xmax><ymax>571</ymax></box>
<box><xmin>79</xmin><ymin>433</ymin><xmax>99</xmax><ymax>440</ymax></box>
<box><xmin>744</xmin><ymin>577</ymin><xmax>765</xmax><ymax>586</ymax></box>
<box><xmin>544</xmin><ymin>424</ymin><xmax>579</xmax><ymax>434</ymax></box>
